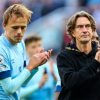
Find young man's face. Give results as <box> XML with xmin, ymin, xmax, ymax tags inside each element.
<box><xmin>72</xmin><ymin>17</ymin><xmax>93</xmax><ymax>44</ymax></box>
<box><xmin>3</xmin><ymin>15</ymin><xmax>28</xmax><ymax>44</ymax></box>
<box><xmin>26</xmin><ymin>40</ymin><xmax>42</xmax><ymax>57</ymax></box>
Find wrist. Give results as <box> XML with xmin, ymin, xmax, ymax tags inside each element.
<box><xmin>26</xmin><ymin>66</ymin><xmax>33</xmax><ymax>71</ymax></box>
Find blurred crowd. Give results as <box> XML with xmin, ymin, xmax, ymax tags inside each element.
<box><xmin>0</xmin><ymin>0</ymin><xmax>100</xmax><ymax>51</ymax></box>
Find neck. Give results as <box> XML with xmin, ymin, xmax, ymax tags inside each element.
<box><xmin>76</xmin><ymin>41</ymin><xmax>92</xmax><ymax>54</ymax></box>
<box><xmin>4</xmin><ymin>33</ymin><xmax>17</xmax><ymax>45</ymax></box>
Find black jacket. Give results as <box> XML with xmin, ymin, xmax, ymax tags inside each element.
<box><xmin>57</xmin><ymin>42</ymin><xmax>100</xmax><ymax>100</ymax></box>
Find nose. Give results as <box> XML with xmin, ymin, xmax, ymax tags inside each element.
<box><xmin>83</xmin><ymin>26</ymin><xmax>87</xmax><ymax>31</ymax></box>
<box><xmin>82</xmin><ymin>26</ymin><xmax>88</xmax><ymax>33</ymax></box>
<box><xmin>17</xmin><ymin>27</ymin><xmax>22</xmax><ymax>33</ymax></box>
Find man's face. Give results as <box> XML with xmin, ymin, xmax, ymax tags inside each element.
<box><xmin>26</xmin><ymin>40</ymin><xmax>42</xmax><ymax>57</ymax></box>
<box><xmin>72</xmin><ymin>17</ymin><xmax>93</xmax><ymax>44</ymax></box>
<box><xmin>3</xmin><ymin>15</ymin><xmax>28</xmax><ymax>44</ymax></box>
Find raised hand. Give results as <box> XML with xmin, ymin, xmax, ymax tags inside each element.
<box><xmin>95</xmin><ymin>50</ymin><xmax>100</xmax><ymax>63</ymax></box>
<box><xmin>27</xmin><ymin>49</ymin><xmax>52</xmax><ymax>71</ymax></box>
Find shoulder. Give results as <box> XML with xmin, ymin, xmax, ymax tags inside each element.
<box><xmin>57</xmin><ymin>49</ymin><xmax>73</xmax><ymax>67</ymax></box>
<box><xmin>57</xmin><ymin>48</ymin><xmax>74</xmax><ymax>60</ymax></box>
<box><xmin>0</xmin><ymin>42</ymin><xmax>9</xmax><ymax>58</ymax></box>
<box><xmin>0</xmin><ymin>36</ymin><xmax>10</xmax><ymax>55</ymax></box>
<box><xmin>57</xmin><ymin>44</ymin><xmax>80</xmax><ymax>65</ymax></box>
<box><xmin>0</xmin><ymin>46</ymin><xmax>10</xmax><ymax>64</ymax></box>
<box><xmin>0</xmin><ymin>36</ymin><xmax>11</xmax><ymax>59</ymax></box>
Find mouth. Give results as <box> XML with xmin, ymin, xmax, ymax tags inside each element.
<box><xmin>81</xmin><ymin>35</ymin><xmax>88</xmax><ymax>38</ymax></box>
<box><xmin>15</xmin><ymin>36</ymin><xmax>22</xmax><ymax>39</ymax></box>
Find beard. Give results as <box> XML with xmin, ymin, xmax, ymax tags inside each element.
<box><xmin>80</xmin><ymin>40</ymin><xmax>90</xmax><ymax>44</ymax></box>
<box><xmin>76</xmin><ymin>38</ymin><xmax>91</xmax><ymax>44</ymax></box>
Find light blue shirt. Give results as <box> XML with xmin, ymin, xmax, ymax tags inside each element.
<box><xmin>24</xmin><ymin>61</ymin><xmax>58</xmax><ymax>100</ymax></box>
<box><xmin>0</xmin><ymin>34</ymin><xmax>31</xmax><ymax>100</ymax></box>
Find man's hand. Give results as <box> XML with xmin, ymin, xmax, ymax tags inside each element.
<box><xmin>95</xmin><ymin>50</ymin><xmax>100</xmax><ymax>63</ymax></box>
<box><xmin>27</xmin><ymin>49</ymin><xmax>52</xmax><ymax>71</ymax></box>
<box><xmin>40</xmin><ymin>49</ymin><xmax>52</xmax><ymax>65</ymax></box>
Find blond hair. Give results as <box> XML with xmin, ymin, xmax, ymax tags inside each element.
<box><xmin>3</xmin><ymin>4</ymin><xmax>33</xmax><ymax>26</ymax></box>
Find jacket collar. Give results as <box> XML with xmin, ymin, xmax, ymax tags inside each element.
<box><xmin>65</xmin><ymin>42</ymin><xmax>97</xmax><ymax>57</ymax></box>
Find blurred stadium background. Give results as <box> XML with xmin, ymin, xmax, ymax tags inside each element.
<box><xmin>0</xmin><ymin>0</ymin><xmax>100</xmax><ymax>53</ymax></box>
<box><xmin>0</xmin><ymin>0</ymin><xmax>100</xmax><ymax>100</ymax></box>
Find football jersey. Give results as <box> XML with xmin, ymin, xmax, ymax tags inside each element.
<box><xmin>0</xmin><ymin>34</ymin><xmax>26</xmax><ymax>100</ymax></box>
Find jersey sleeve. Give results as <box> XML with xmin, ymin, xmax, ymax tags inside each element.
<box><xmin>0</xmin><ymin>47</ymin><xmax>11</xmax><ymax>80</ymax></box>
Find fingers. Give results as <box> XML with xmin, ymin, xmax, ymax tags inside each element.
<box><xmin>38</xmin><ymin>49</ymin><xmax>53</xmax><ymax>65</ymax></box>
<box><xmin>29</xmin><ymin>49</ymin><xmax>53</xmax><ymax>68</ymax></box>
<box><xmin>42</xmin><ymin>49</ymin><xmax>53</xmax><ymax>60</ymax></box>
<box><xmin>98</xmin><ymin>46</ymin><xmax>100</xmax><ymax>51</ymax></box>
<box><xmin>46</xmin><ymin>49</ymin><xmax>53</xmax><ymax>59</ymax></box>
<box><xmin>95</xmin><ymin>50</ymin><xmax>100</xmax><ymax>62</ymax></box>
<box><xmin>48</xmin><ymin>49</ymin><xmax>53</xmax><ymax>56</ymax></box>
<box><xmin>27</xmin><ymin>49</ymin><xmax>52</xmax><ymax>71</ymax></box>
<box><xmin>40</xmin><ymin>59</ymin><xmax>47</xmax><ymax>65</ymax></box>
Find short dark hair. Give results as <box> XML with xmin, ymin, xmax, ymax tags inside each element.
<box><xmin>24</xmin><ymin>35</ymin><xmax>42</xmax><ymax>46</ymax></box>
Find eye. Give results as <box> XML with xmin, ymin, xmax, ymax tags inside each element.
<box><xmin>12</xmin><ymin>26</ymin><xmax>19</xmax><ymax>29</ymax></box>
<box><xmin>78</xmin><ymin>25</ymin><xmax>83</xmax><ymax>28</ymax></box>
<box><xmin>21</xmin><ymin>26</ymin><xmax>26</xmax><ymax>30</ymax></box>
<box><xmin>85</xmin><ymin>24</ymin><xmax>91</xmax><ymax>28</ymax></box>
<box><xmin>12</xmin><ymin>26</ymin><xmax>26</xmax><ymax>30</ymax></box>
<box><xmin>76</xmin><ymin>25</ymin><xmax>83</xmax><ymax>29</ymax></box>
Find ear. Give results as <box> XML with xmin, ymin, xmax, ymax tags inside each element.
<box><xmin>2</xmin><ymin>23</ymin><xmax>6</xmax><ymax>29</ymax></box>
<box><xmin>72</xmin><ymin>31</ymin><xmax>75</xmax><ymax>38</ymax></box>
